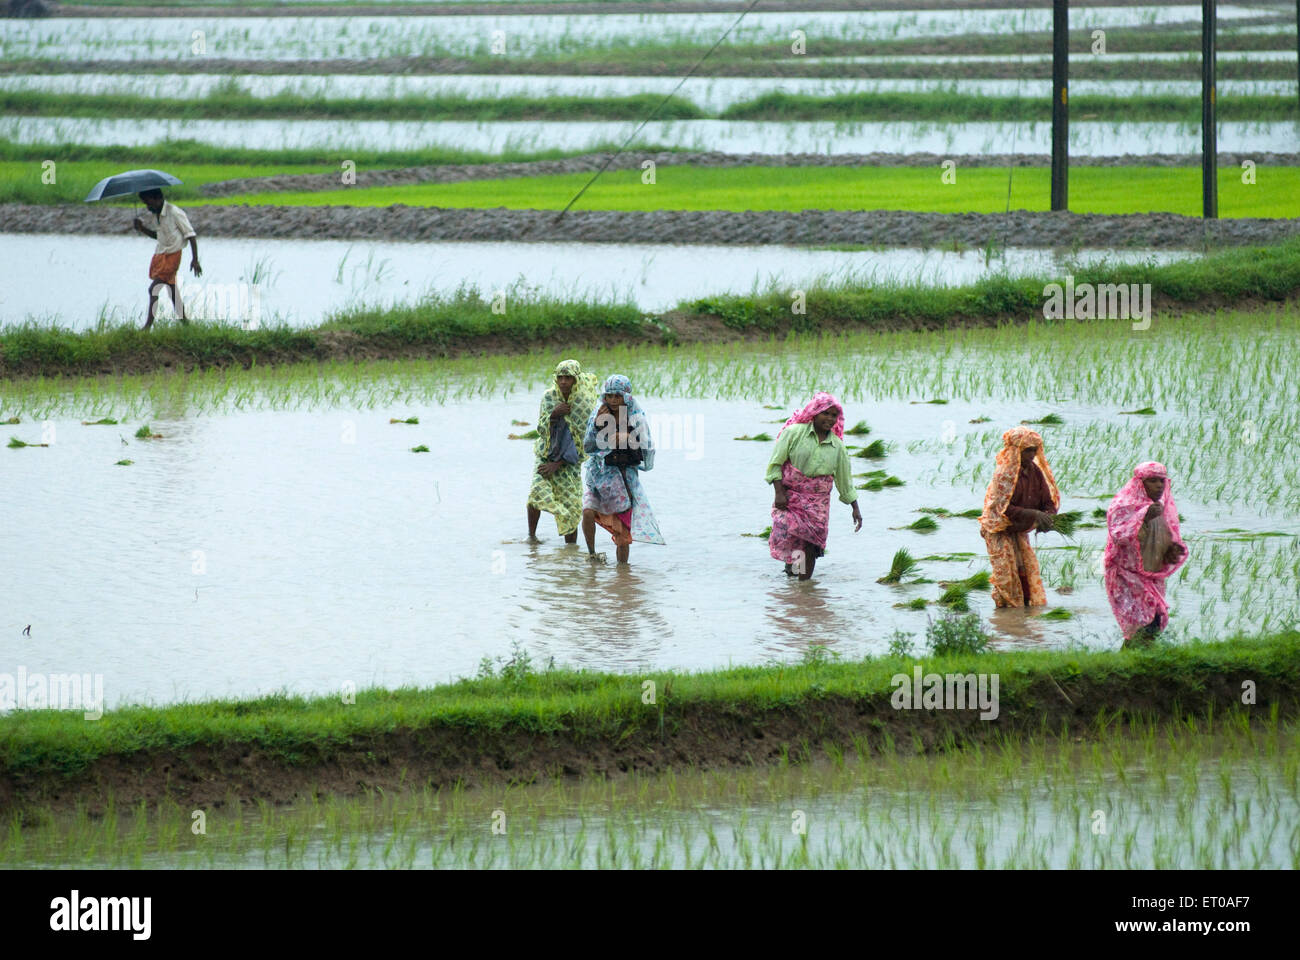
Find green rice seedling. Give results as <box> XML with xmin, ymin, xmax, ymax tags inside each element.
<box><xmin>969</xmin><ymin>416</ymin><xmax>991</xmax><ymax>423</ymax></box>
<box><xmin>955</xmin><ymin>509</ymin><xmax>983</xmax><ymax>519</ymax></box>
<box><xmin>389</xmin><ymin>416</ymin><xmax>419</xmax><ymax>425</ymax></box>
<box><xmin>883</xmin><ymin>476</ymin><xmax>905</xmax><ymax>487</ymax></box>
<box><xmin>905</xmin><ymin>516</ymin><xmax>939</xmax><ymax>533</ymax></box>
<box><xmin>858</xmin><ymin>478</ymin><xmax>885</xmax><ymax>491</ymax></box>
<box><xmin>960</xmin><ymin>570</ymin><xmax>992</xmax><ymax>591</ymax></box>
<box><xmin>411</xmin><ymin>445</ymin><xmax>430</xmax><ymax>453</ymax></box>
<box><xmin>1092</xmin><ymin>508</ymin><xmax>1108</xmax><ymax>519</ymax></box>
<box><xmin>1119</xmin><ymin>407</ymin><xmax>1158</xmax><ymax>416</ymax></box>
<box><xmin>902</xmin><ymin>597</ymin><xmax>929</xmax><ymax>610</ymax></box>
<box><xmin>762</xmin><ymin>405</ymin><xmax>784</xmax><ymax>410</ymax></box>
<box><xmin>1041</xmin><ymin>608</ymin><xmax>1073</xmax><ymax>620</ymax></box>
<box><xmin>7</xmin><ymin>436</ymin><xmax>47</xmax><ymax>448</ymax></box>
<box><xmin>855</xmin><ymin>439</ymin><xmax>888</xmax><ymax>458</ymax></box>
<box><xmin>508</xmin><ymin>430</ymin><xmax>540</xmax><ymax>440</ymax></box>
<box><xmin>917</xmin><ymin>552</ymin><xmax>977</xmax><ymax>562</ymax></box>
<box><xmin>937</xmin><ymin>583</ymin><xmax>971</xmax><ymax>611</ymax></box>
<box><xmin>844</xmin><ymin>420</ymin><xmax>871</xmax><ymax>435</ymax></box>
<box><xmin>81</xmin><ymin>417</ymin><xmax>117</xmax><ymax>425</ymax></box>
<box><xmin>114</xmin><ymin>459</ymin><xmax>133</xmax><ymax>466</ymax></box>
<box><xmin>1021</xmin><ymin>413</ymin><xmax>1065</xmax><ymax>426</ymax></box>
<box><xmin>918</xmin><ymin>507</ymin><xmax>949</xmax><ymax>515</ymax></box>
<box><xmin>734</xmin><ymin>433</ymin><xmax>773</xmax><ymax>442</ymax></box>
<box><xmin>134</xmin><ymin>425</ymin><xmax>162</xmax><ymax>439</ymax></box>
<box><xmin>910</xmin><ymin>399</ymin><xmax>948</xmax><ymax>405</ymax></box>
<box><xmin>740</xmin><ymin>526</ymin><xmax>772</xmax><ymax>539</ymax></box>
<box><xmin>877</xmin><ymin>547</ymin><xmax>918</xmax><ymax>584</ymax></box>
<box><xmin>926</xmin><ymin>610</ymin><xmax>989</xmax><ymax>655</ymax></box>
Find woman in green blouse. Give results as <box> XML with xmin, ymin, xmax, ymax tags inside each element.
<box><xmin>765</xmin><ymin>392</ymin><xmax>863</xmax><ymax>580</ymax></box>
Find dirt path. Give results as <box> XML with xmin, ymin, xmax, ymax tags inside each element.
<box><xmin>196</xmin><ymin>150</ymin><xmax>1300</xmax><ymax>197</ymax></box>
<box><xmin>6</xmin><ymin>201</ymin><xmax>1297</xmax><ymax>249</ymax></box>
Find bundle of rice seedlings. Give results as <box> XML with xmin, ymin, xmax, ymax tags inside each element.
<box><xmin>969</xmin><ymin>416</ymin><xmax>991</xmax><ymax>423</ymax></box>
<box><xmin>844</xmin><ymin>420</ymin><xmax>871</xmax><ymax>435</ymax></box>
<box><xmin>905</xmin><ymin>516</ymin><xmax>938</xmax><ymax>532</ymax></box>
<box><xmin>1092</xmin><ymin>507</ymin><xmax>1107</xmax><ymax>519</ymax></box>
<box><xmin>135</xmin><ymin>424</ymin><xmax>162</xmax><ymax>439</ymax></box>
<box><xmin>1119</xmin><ymin>407</ymin><xmax>1157</xmax><ymax>416</ymax></box>
<box><xmin>961</xmin><ymin>570</ymin><xmax>991</xmax><ymax>591</ymax></box>
<box><xmin>854</xmin><ymin>439</ymin><xmax>888</xmax><ymax>458</ymax></box>
<box><xmin>1040</xmin><ymin>608</ymin><xmax>1073</xmax><ymax>620</ymax></box>
<box><xmin>937</xmin><ymin>583</ymin><xmax>970</xmax><ymax>611</ymax></box>
<box><xmin>82</xmin><ymin>417</ymin><xmax>118</xmax><ymax>425</ymax></box>
<box><xmin>1051</xmin><ymin>510</ymin><xmax>1084</xmax><ymax>536</ymax></box>
<box><xmin>390</xmin><ymin>416</ymin><xmax>419</xmax><ymax>424</ymax></box>
<box><xmin>856</xmin><ymin>469</ymin><xmax>887</xmax><ymax>478</ymax></box>
<box><xmin>877</xmin><ymin>547</ymin><xmax>918</xmax><ymax>584</ymax></box>
<box><xmin>411</xmin><ymin>444</ymin><xmax>430</xmax><ymax>453</ymax></box>
<box><xmin>955</xmin><ymin>508</ymin><xmax>983</xmax><ymax>519</ymax></box>
<box><xmin>1021</xmin><ymin>413</ymin><xmax>1064</xmax><ymax>426</ymax></box>
<box><xmin>857</xmin><ymin>478</ymin><xmax>885</xmax><ymax>491</ymax></box>
<box><xmin>2</xmin><ymin>416</ymin><xmax>19</xmax><ymax>425</ymax></box>
<box><xmin>507</xmin><ymin>430</ymin><xmax>540</xmax><ymax>439</ymax></box>
<box><xmin>733</xmin><ymin>432</ymin><xmax>773</xmax><ymax>441</ymax></box>
<box><xmin>114</xmin><ymin>459</ymin><xmax>134</xmax><ymax>466</ymax></box>
<box><xmin>741</xmin><ymin>526</ymin><xmax>772</xmax><ymax>539</ymax></box>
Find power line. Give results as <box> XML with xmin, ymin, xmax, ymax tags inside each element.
<box><xmin>554</xmin><ymin>0</ymin><xmax>765</xmax><ymax>222</ymax></box>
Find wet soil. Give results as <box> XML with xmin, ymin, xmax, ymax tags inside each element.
<box><xmin>7</xmin><ymin>200</ymin><xmax>1298</xmax><ymax>251</ymax></box>
<box><xmin>2</xmin><ymin>668</ymin><xmax>1293</xmax><ymax>815</ymax></box>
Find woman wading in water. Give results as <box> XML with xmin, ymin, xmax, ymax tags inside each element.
<box><xmin>765</xmin><ymin>392</ymin><xmax>862</xmax><ymax>580</ymax></box>
<box><xmin>581</xmin><ymin>375</ymin><xmax>664</xmax><ymax>564</ymax></box>
<box><xmin>1104</xmin><ymin>461</ymin><xmax>1188</xmax><ymax>647</ymax></box>
<box><xmin>979</xmin><ymin>426</ymin><xmax>1060</xmax><ymax>607</ymax></box>
<box><xmin>527</xmin><ymin>359</ymin><xmax>598</xmax><ymax>542</ymax></box>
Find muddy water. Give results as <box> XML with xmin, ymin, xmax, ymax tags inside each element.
<box><xmin>0</xmin><ymin>384</ymin><xmax>1289</xmax><ymax>709</ymax></box>
<box><xmin>3</xmin><ymin>7</ymin><xmax>1264</xmax><ymax>61</ymax></box>
<box><xmin>3</xmin><ymin>73</ymin><xmax>1294</xmax><ymax>106</ymax></box>
<box><xmin>7</xmin><ymin>115</ymin><xmax>1296</xmax><ymax>156</ymax></box>
<box><xmin>1</xmin><ymin>233</ymin><xmax>1192</xmax><ymax>327</ymax></box>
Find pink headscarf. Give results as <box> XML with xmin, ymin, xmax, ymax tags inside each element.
<box><xmin>1103</xmin><ymin>461</ymin><xmax>1189</xmax><ymax>638</ymax></box>
<box><xmin>779</xmin><ymin>392</ymin><xmax>845</xmax><ymax>439</ymax></box>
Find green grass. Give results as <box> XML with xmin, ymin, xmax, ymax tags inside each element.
<box><xmin>7</xmin><ymin>237</ymin><xmax>1300</xmax><ymax>379</ymax></box>
<box><xmin>0</xmin><ymin>160</ymin><xmax>331</xmax><ymax>206</ymax></box>
<box><xmin>0</xmin><ymin>90</ymin><xmax>705</xmax><ymax>124</ymax></box>
<box><xmin>3</xmin><ymin>631</ymin><xmax>1296</xmax><ymax>786</ymax></box>
<box><xmin>196</xmin><ymin>165</ymin><xmax>1300</xmax><ymax>219</ymax></box>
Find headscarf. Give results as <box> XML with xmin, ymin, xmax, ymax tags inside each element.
<box><xmin>587</xmin><ymin>373</ymin><xmax>655</xmax><ymax>469</ymax></box>
<box><xmin>779</xmin><ymin>391</ymin><xmax>845</xmax><ymax>439</ymax></box>
<box><xmin>534</xmin><ymin>358</ymin><xmax>598</xmax><ymax>465</ymax></box>
<box><xmin>979</xmin><ymin>425</ymin><xmax>1061</xmax><ymax>535</ymax></box>
<box><xmin>1104</xmin><ymin>461</ymin><xmax>1186</xmax><ymax>575</ymax></box>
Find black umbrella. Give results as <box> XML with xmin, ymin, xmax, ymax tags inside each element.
<box><xmin>84</xmin><ymin>169</ymin><xmax>182</xmax><ymax>202</ymax></box>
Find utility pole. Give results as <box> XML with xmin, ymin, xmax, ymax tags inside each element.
<box><xmin>1202</xmin><ymin>0</ymin><xmax>1217</xmax><ymax>219</ymax></box>
<box><xmin>1051</xmin><ymin>0</ymin><xmax>1069</xmax><ymax>211</ymax></box>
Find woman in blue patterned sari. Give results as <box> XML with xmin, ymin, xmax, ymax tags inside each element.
<box><xmin>581</xmin><ymin>374</ymin><xmax>665</xmax><ymax>564</ymax></box>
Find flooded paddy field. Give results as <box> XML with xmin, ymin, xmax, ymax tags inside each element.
<box><xmin>3</xmin><ymin>7</ymin><xmax>1277</xmax><ymax>62</ymax></box>
<box><xmin>0</xmin><ymin>309</ymin><xmax>1295</xmax><ymax>709</ymax></box>
<box><xmin>7</xmin><ymin>716</ymin><xmax>1296</xmax><ymax>868</ymax></box>
<box><xmin>2</xmin><ymin>72</ymin><xmax>1294</xmax><ymax>105</ymax></box>
<box><xmin>6</xmin><ymin>115</ymin><xmax>1296</xmax><ymax>156</ymax></box>
<box><xmin>1</xmin><ymin>233</ymin><xmax>1194</xmax><ymax>327</ymax></box>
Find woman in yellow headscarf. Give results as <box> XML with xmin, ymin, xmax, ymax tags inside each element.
<box><xmin>978</xmin><ymin>426</ymin><xmax>1061</xmax><ymax>607</ymax></box>
<box><xmin>527</xmin><ymin>359</ymin><xmax>599</xmax><ymax>542</ymax></box>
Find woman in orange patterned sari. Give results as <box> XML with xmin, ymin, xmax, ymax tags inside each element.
<box><xmin>978</xmin><ymin>426</ymin><xmax>1060</xmax><ymax>607</ymax></box>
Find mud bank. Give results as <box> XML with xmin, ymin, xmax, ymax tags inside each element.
<box><xmin>2</xmin><ymin>635</ymin><xmax>1296</xmax><ymax>814</ymax></box>
<box><xmin>195</xmin><ymin>150</ymin><xmax>1300</xmax><ymax>197</ymax></box>
<box><xmin>6</xmin><ymin>201</ymin><xmax>1298</xmax><ymax>249</ymax></box>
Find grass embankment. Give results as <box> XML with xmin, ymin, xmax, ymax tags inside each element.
<box><xmin>2</xmin><ymin>631</ymin><xmax>1297</xmax><ymax>812</ymax></box>
<box><xmin>0</xmin><ymin>139</ymin><xmax>672</xmax><ymax>205</ymax></box>
<box><xmin>4</xmin><ymin>90</ymin><xmax>1296</xmax><ymax>126</ymax></box>
<box><xmin>4</xmin><ymin>239</ymin><xmax>1300</xmax><ymax>378</ymax></box>
<box><xmin>203</xmin><ymin>165</ymin><xmax>1300</xmax><ymax>219</ymax></box>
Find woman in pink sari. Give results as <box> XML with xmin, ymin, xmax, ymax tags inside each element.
<box><xmin>764</xmin><ymin>392</ymin><xmax>862</xmax><ymax>580</ymax></box>
<box><xmin>1104</xmin><ymin>461</ymin><xmax>1189</xmax><ymax>647</ymax></box>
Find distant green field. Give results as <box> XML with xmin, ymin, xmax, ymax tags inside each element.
<box><xmin>0</xmin><ymin>160</ymin><xmax>332</xmax><ymax>206</ymax></box>
<box><xmin>201</xmin><ymin>165</ymin><xmax>1300</xmax><ymax>218</ymax></box>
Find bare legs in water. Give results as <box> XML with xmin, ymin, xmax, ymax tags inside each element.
<box><xmin>582</xmin><ymin>508</ymin><xmax>629</xmax><ymax>564</ymax></box>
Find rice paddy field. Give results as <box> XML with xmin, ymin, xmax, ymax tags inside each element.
<box><xmin>1</xmin><ymin>0</ymin><xmax>1298</xmax><ymax>878</ymax></box>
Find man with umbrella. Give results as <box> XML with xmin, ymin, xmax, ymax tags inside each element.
<box><xmin>85</xmin><ymin>169</ymin><xmax>202</xmax><ymax>329</ymax></box>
